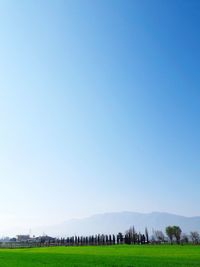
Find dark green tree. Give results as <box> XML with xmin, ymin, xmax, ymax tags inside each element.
<box><xmin>173</xmin><ymin>226</ymin><xmax>182</xmax><ymax>244</ymax></box>
<box><xmin>145</xmin><ymin>227</ymin><xmax>149</xmax><ymax>244</ymax></box>
<box><xmin>166</xmin><ymin>226</ymin><xmax>174</xmax><ymax>244</ymax></box>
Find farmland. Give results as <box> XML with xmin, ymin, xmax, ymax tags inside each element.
<box><xmin>0</xmin><ymin>245</ymin><xmax>199</xmax><ymax>266</ymax></box>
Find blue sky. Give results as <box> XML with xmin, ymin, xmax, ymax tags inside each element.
<box><xmin>0</xmin><ymin>0</ymin><xmax>200</xmax><ymax>232</ymax></box>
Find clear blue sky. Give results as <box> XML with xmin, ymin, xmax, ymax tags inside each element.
<box><xmin>0</xmin><ymin>0</ymin><xmax>200</xmax><ymax>232</ymax></box>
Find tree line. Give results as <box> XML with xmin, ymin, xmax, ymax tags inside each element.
<box><xmin>32</xmin><ymin>225</ymin><xmax>200</xmax><ymax>246</ymax></box>
<box><xmin>2</xmin><ymin>225</ymin><xmax>200</xmax><ymax>247</ymax></box>
<box><xmin>58</xmin><ymin>226</ymin><xmax>200</xmax><ymax>246</ymax></box>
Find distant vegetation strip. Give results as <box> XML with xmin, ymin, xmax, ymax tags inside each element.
<box><xmin>1</xmin><ymin>225</ymin><xmax>200</xmax><ymax>248</ymax></box>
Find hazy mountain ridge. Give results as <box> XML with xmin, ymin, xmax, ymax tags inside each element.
<box><xmin>35</xmin><ymin>211</ymin><xmax>200</xmax><ymax>237</ymax></box>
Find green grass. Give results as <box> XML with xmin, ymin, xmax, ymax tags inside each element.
<box><xmin>0</xmin><ymin>245</ymin><xmax>199</xmax><ymax>266</ymax></box>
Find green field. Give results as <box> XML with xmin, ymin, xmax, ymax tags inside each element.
<box><xmin>0</xmin><ymin>245</ymin><xmax>199</xmax><ymax>266</ymax></box>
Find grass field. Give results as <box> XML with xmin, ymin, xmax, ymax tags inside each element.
<box><xmin>0</xmin><ymin>245</ymin><xmax>199</xmax><ymax>266</ymax></box>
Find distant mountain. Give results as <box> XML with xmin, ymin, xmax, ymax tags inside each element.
<box><xmin>35</xmin><ymin>211</ymin><xmax>200</xmax><ymax>237</ymax></box>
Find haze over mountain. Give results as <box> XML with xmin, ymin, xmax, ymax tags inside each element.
<box><xmin>32</xmin><ymin>211</ymin><xmax>200</xmax><ymax>237</ymax></box>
